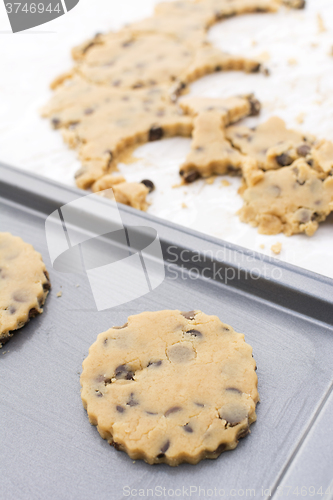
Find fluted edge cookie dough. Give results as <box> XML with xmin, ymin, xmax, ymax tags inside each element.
<box><xmin>0</xmin><ymin>233</ymin><xmax>51</xmax><ymax>346</ymax></box>
<box><xmin>81</xmin><ymin>309</ymin><xmax>259</xmax><ymax>466</ymax></box>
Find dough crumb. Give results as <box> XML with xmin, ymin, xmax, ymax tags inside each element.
<box><xmin>181</xmin><ymin>202</ymin><xmax>188</xmax><ymax>209</ymax></box>
<box><xmin>259</xmin><ymin>244</ymin><xmax>265</xmax><ymax>249</ymax></box>
<box><xmin>57</xmin><ymin>291</ymin><xmax>63</xmax><ymax>298</ymax></box>
<box><xmin>205</xmin><ymin>176</ymin><xmax>216</xmax><ymax>185</ymax></box>
<box><xmin>271</xmin><ymin>242</ymin><xmax>282</xmax><ymax>255</ymax></box>
<box><xmin>75</xmin><ymin>284</ymin><xmax>80</xmax><ymax>288</ymax></box>
<box><xmin>288</xmin><ymin>58</ymin><xmax>298</xmax><ymax>66</ymax></box>
<box><xmin>258</xmin><ymin>51</ymin><xmax>270</xmax><ymax>62</ymax></box>
<box><xmin>221</xmin><ymin>180</ymin><xmax>231</xmax><ymax>187</ymax></box>
<box><xmin>317</xmin><ymin>13</ymin><xmax>326</xmax><ymax>33</ymax></box>
<box><xmin>296</xmin><ymin>113</ymin><xmax>305</xmax><ymax>124</ymax></box>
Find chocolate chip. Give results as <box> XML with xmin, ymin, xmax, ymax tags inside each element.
<box><xmin>116</xmin><ymin>405</ymin><xmax>125</xmax><ymax>413</ymax></box>
<box><xmin>9</xmin><ymin>305</ymin><xmax>16</xmax><ymax>315</ymax></box>
<box><xmin>295</xmin><ymin>208</ymin><xmax>312</xmax><ymax>223</ymax></box>
<box><xmin>297</xmin><ymin>144</ymin><xmax>311</xmax><ymax>157</ymax></box>
<box><xmin>237</xmin><ymin>426</ymin><xmax>249</xmax><ymax>440</ymax></box>
<box><xmin>195</xmin><ymin>146</ymin><xmax>204</xmax><ymax>152</ymax></box>
<box><xmin>250</xmin><ymin>63</ymin><xmax>261</xmax><ymax>73</ymax></box>
<box><xmin>157</xmin><ymin>440</ymin><xmax>170</xmax><ymax>458</ymax></box>
<box><xmin>113</xmin><ymin>322</ymin><xmax>128</xmax><ymax>330</ymax></box>
<box><xmin>215</xmin><ymin>65</ymin><xmax>222</xmax><ymax>72</ymax></box>
<box><xmin>181</xmin><ymin>311</ymin><xmax>196</xmax><ymax>320</ymax></box>
<box><xmin>84</xmin><ymin>108</ymin><xmax>94</xmax><ymax>115</ymax></box>
<box><xmin>186</xmin><ymin>329</ymin><xmax>202</xmax><ymax>338</ymax></box>
<box><xmin>227</xmin><ymin>165</ymin><xmax>239</xmax><ymax>175</ymax></box>
<box><xmin>95</xmin><ymin>390</ymin><xmax>103</xmax><ymax>398</ymax></box>
<box><xmin>146</xmin><ymin>411</ymin><xmax>158</xmax><ymax>415</ymax></box>
<box><xmin>127</xmin><ymin>393</ymin><xmax>139</xmax><ymax>407</ymax></box>
<box><xmin>43</xmin><ymin>281</ymin><xmax>51</xmax><ymax>292</ymax></box>
<box><xmin>307</xmin><ymin>159</ymin><xmax>314</xmax><ymax>167</ymax></box>
<box><xmin>122</xmin><ymin>40</ymin><xmax>133</xmax><ymax>48</ymax></box>
<box><xmin>215</xmin><ymin>442</ymin><xmax>227</xmax><ymax>454</ymax></box>
<box><xmin>147</xmin><ymin>360</ymin><xmax>162</xmax><ymax>367</ymax></box>
<box><xmin>115</xmin><ymin>364</ymin><xmax>134</xmax><ymax>380</ymax></box>
<box><xmin>225</xmin><ymin>387</ymin><xmax>242</xmax><ymax>394</ymax></box>
<box><xmin>294</xmin><ymin>0</ymin><xmax>305</xmax><ymax>8</ymax></box>
<box><xmin>180</xmin><ymin>169</ymin><xmax>200</xmax><ymax>183</ymax></box>
<box><xmin>149</xmin><ymin>126</ymin><xmax>163</xmax><ymax>141</ymax></box>
<box><xmin>13</xmin><ymin>291</ymin><xmax>29</xmax><ymax>303</ymax></box>
<box><xmin>133</xmin><ymin>82</ymin><xmax>144</xmax><ymax>89</ymax></box>
<box><xmin>167</xmin><ymin>344</ymin><xmax>195</xmax><ymax>363</ymax></box>
<box><xmin>248</xmin><ymin>95</ymin><xmax>261</xmax><ymax>116</ymax></box>
<box><xmin>112</xmin><ymin>80</ymin><xmax>121</xmax><ymax>87</ymax></box>
<box><xmin>195</xmin><ymin>402</ymin><xmax>204</xmax><ymax>407</ymax></box>
<box><xmin>183</xmin><ymin>424</ymin><xmax>193</xmax><ymax>433</ymax></box>
<box><xmin>28</xmin><ymin>308</ymin><xmax>39</xmax><ymax>319</ymax></box>
<box><xmin>276</xmin><ymin>153</ymin><xmax>293</xmax><ymax>166</ymax></box>
<box><xmin>165</xmin><ymin>406</ymin><xmax>182</xmax><ymax>417</ymax></box>
<box><xmin>51</xmin><ymin>118</ymin><xmax>61</xmax><ymax>128</ymax></box>
<box><xmin>174</xmin><ymin>81</ymin><xmax>187</xmax><ymax>96</ymax></box>
<box><xmin>219</xmin><ymin>405</ymin><xmax>248</xmax><ymax>426</ymax></box>
<box><xmin>104</xmin><ymin>378</ymin><xmax>112</xmax><ymax>385</ymax></box>
<box><xmin>112</xmin><ymin>441</ymin><xmax>122</xmax><ymax>451</ymax></box>
<box><xmin>141</xmin><ymin>179</ymin><xmax>155</xmax><ymax>192</ymax></box>
<box><xmin>296</xmin><ymin>179</ymin><xmax>305</xmax><ymax>186</ymax></box>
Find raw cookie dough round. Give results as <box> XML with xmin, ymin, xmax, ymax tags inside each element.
<box><xmin>81</xmin><ymin>310</ymin><xmax>259</xmax><ymax>466</ymax></box>
<box><xmin>0</xmin><ymin>232</ymin><xmax>51</xmax><ymax>346</ymax></box>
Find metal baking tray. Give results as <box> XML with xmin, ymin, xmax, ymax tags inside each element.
<box><xmin>1</xmin><ymin>162</ymin><xmax>333</xmax><ymax>500</ymax></box>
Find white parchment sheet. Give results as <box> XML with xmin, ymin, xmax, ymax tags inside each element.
<box><xmin>0</xmin><ymin>0</ymin><xmax>332</xmax><ymax>278</ymax></box>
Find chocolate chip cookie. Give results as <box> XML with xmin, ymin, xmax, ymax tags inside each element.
<box><xmin>0</xmin><ymin>233</ymin><xmax>51</xmax><ymax>346</ymax></box>
<box><xmin>81</xmin><ymin>310</ymin><xmax>259</xmax><ymax>465</ymax></box>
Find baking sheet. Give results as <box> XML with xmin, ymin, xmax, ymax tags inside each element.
<box><xmin>0</xmin><ymin>0</ymin><xmax>333</xmax><ymax>279</ymax></box>
<box><xmin>1</xmin><ymin>164</ymin><xmax>333</xmax><ymax>500</ymax></box>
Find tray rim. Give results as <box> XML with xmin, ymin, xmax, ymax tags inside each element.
<box><xmin>1</xmin><ymin>160</ymin><xmax>333</xmax><ymax>325</ymax></box>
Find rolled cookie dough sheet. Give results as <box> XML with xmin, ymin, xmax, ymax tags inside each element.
<box><xmin>41</xmin><ymin>78</ymin><xmax>193</xmax><ymax>189</ymax></box>
<box><xmin>81</xmin><ymin>310</ymin><xmax>259</xmax><ymax>466</ymax></box>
